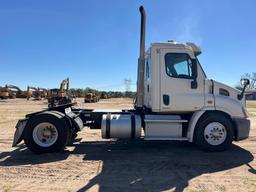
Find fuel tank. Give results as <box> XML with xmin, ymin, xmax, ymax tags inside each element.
<box><xmin>101</xmin><ymin>114</ymin><xmax>141</xmax><ymax>139</ymax></box>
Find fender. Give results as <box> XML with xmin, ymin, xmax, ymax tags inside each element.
<box><xmin>12</xmin><ymin>111</ymin><xmax>83</xmax><ymax>147</ymax></box>
<box><xmin>57</xmin><ymin>110</ymin><xmax>84</xmax><ymax>132</ymax></box>
<box><xmin>13</xmin><ymin>111</ymin><xmax>66</xmax><ymax>147</ymax></box>
<box><xmin>187</xmin><ymin>110</ymin><xmax>206</xmax><ymax>142</ymax></box>
<box><xmin>12</xmin><ymin>118</ymin><xmax>28</xmax><ymax>147</ymax></box>
<box><xmin>187</xmin><ymin>104</ymin><xmax>243</xmax><ymax>142</ymax></box>
<box><xmin>187</xmin><ymin>106</ymin><xmax>218</xmax><ymax>142</ymax></box>
<box><xmin>42</xmin><ymin>110</ymin><xmax>83</xmax><ymax>132</ymax></box>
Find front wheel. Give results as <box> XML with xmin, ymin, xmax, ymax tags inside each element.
<box><xmin>24</xmin><ymin>112</ymin><xmax>70</xmax><ymax>154</ymax></box>
<box><xmin>194</xmin><ymin>113</ymin><xmax>234</xmax><ymax>151</ymax></box>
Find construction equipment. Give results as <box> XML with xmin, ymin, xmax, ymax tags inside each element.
<box><xmin>27</xmin><ymin>86</ymin><xmax>41</xmax><ymax>100</ymax></box>
<box><xmin>13</xmin><ymin>6</ymin><xmax>250</xmax><ymax>154</ymax></box>
<box><xmin>5</xmin><ymin>85</ymin><xmax>16</xmax><ymax>99</ymax></box>
<box><xmin>5</xmin><ymin>85</ymin><xmax>17</xmax><ymax>99</ymax></box>
<box><xmin>84</xmin><ymin>93</ymin><xmax>99</xmax><ymax>103</ymax></box>
<box><xmin>48</xmin><ymin>78</ymin><xmax>72</xmax><ymax>107</ymax></box>
<box><xmin>8</xmin><ymin>92</ymin><xmax>16</xmax><ymax>99</ymax></box>
<box><xmin>5</xmin><ymin>85</ymin><xmax>30</xmax><ymax>99</ymax></box>
<box><xmin>0</xmin><ymin>86</ymin><xmax>9</xmax><ymax>99</ymax></box>
<box><xmin>59</xmin><ymin>78</ymin><xmax>69</xmax><ymax>97</ymax></box>
<box><xmin>100</xmin><ymin>92</ymin><xmax>108</xmax><ymax>99</ymax></box>
<box><xmin>38</xmin><ymin>87</ymin><xmax>48</xmax><ymax>99</ymax></box>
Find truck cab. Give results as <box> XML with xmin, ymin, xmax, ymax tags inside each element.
<box><xmin>144</xmin><ymin>42</ymin><xmax>247</xmax><ymax>116</ymax></box>
<box><xmin>144</xmin><ymin>42</ymin><xmax>205</xmax><ymax>112</ymax></box>
<box><xmin>141</xmin><ymin>40</ymin><xmax>250</xmax><ymax>144</ymax></box>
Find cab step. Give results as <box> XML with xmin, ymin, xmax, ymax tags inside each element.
<box><xmin>144</xmin><ymin>137</ymin><xmax>188</xmax><ymax>141</ymax></box>
<box><xmin>144</xmin><ymin>115</ymin><xmax>188</xmax><ymax>140</ymax></box>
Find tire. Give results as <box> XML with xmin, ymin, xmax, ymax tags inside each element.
<box><xmin>194</xmin><ymin>113</ymin><xmax>234</xmax><ymax>152</ymax></box>
<box><xmin>24</xmin><ymin>112</ymin><xmax>70</xmax><ymax>154</ymax></box>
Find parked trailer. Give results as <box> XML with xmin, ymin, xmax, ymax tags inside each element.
<box><xmin>13</xmin><ymin>6</ymin><xmax>250</xmax><ymax>154</ymax></box>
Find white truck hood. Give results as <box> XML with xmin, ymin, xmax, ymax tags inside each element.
<box><xmin>212</xmin><ymin>80</ymin><xmax>246</xmax><ymax>106</ymax></box>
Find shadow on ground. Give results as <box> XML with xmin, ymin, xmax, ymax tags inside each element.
<box><xmin>0</xmin><ymin>140</ymin><xmax>254</xmax><ymax>192</ymax></box>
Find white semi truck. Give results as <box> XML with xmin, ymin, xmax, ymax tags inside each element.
<box><xmin>12</xmin><ymin>6</ymin><xmax>250</xmax><ymax>153</ymax></box>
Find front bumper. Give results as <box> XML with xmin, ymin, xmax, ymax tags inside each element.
<box><xmin>233</xmin><ymin>117</ymin><xmax>250</xmax><ymax>141</ymax></box>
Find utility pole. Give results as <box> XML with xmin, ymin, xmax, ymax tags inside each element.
<box><xmin>124</xmin><ymin>79</ymin><xmax>132</xmax><ymax>96</ymax></box>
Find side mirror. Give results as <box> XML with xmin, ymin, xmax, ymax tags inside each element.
<box><xmin>238</xmin><ymin>78</ymin><xmax>250</xmax><ymax>100</ymax></box>
<box><xmin>191</xmin><ymin>59</ymin><xmax>198</xmax><ymax>89</ymax></box>
<box><xmin>240</xmin><ymin>78</ymin><xmax>250</xmax><ymax>86</ymax></box>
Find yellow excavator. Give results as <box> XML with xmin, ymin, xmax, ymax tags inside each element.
<box><xmin>5</xmin><ymin>85</ymin><xmax>30</xmax><ymax>99</ymax></box>
<box><xmin>48</xmin><ymin>78</ymin><xmax>72</xmax><ymax>107</ymax></box>
<box><xmin>0</xmin><ymin>86</ymin><xmax>9</xmax><ymax>99</ymax></box>
<box><xmin>84</xmin><ymin>93</ymin><xmax>99</xmax><ymax>103</ymax></box>
<box><xmin>59</xmin><ymin>78</ymin><xmax>69</xmax><ymax>97</ymax></box>
<box><xmin>27</xmin><ymin>86</ymin><xmax>41</xmax><ymax>100</ymax></box>
<box><xmin>38</xmin><ymin>87</ymin><xmax>48</xmax><ymax>99</ymax></box>
<box><xmin>5</xmin><ymin>85</ymin><xmax>16</xmax><ymax>99</ymax></box>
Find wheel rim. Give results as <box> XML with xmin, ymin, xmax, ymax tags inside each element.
<box><xmin>204</xmin><ymin>122</ymin><xmax>227</xmax><ymax>146</ymax></box>
<box><xmin>32</xmin><ymin>122</ymin><xmax>58</xmax><ymax>147</ymax></box>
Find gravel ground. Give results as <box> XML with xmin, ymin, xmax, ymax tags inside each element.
<box><xmin>0</xmin><ymin>98</ymin><xmax>255</xmax><ymax>192</ymax></box>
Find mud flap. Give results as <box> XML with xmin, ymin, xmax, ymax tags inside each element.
<box><xmin>12</xmin><ymin>119</ymin><xmax>28</xmax><ymax>147</ymax></box>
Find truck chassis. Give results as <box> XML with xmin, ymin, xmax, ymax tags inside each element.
<box><xmin>13</xmin><ymin>101</ymin><xmax>249</xmax><ymax>154</ymax></box>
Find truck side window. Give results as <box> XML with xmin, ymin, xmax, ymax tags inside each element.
<box><xmin>165</xmin><ymin>53</ymin><xmax>193</xmax><ymax>79</ymax></box>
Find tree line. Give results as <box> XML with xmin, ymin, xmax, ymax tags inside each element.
<box><xmin>68</xmin><ymin>87</ymin><xmax>136</xmax><ymax>98</ymax></box>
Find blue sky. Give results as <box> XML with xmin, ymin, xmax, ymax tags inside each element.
<box><xmin>0</xmin><ymin>0</ymin><xmax>255</xmax><ymax>91</ymax></box>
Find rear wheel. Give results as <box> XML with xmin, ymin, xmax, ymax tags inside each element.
<box><xmin>194</xmin><ymin>113</ymin><xmax>234</xmax><ymax>151</ymax></box>
<box><xmin>24</xmin><ymin>112</ymin><xmax>70</xmax><ymax>154</ymax></box>
<box><xmin>32</xmin><ymin>122</ymin><xmax>59</xmax><ymax>147</ymax></box>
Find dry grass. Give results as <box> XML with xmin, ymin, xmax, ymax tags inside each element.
<box><xmin>246</xmin><ymin>100</ymin><xmax>256</xmax><ymax>117</ymax></box>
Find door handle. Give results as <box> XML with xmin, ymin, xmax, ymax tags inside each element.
<box><xmin>163</xmin><ymin>94</ymin><xmax>169</xmax><ymax>105</ymax></box>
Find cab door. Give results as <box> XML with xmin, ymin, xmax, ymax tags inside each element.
<box><xmin>160</xmin><ymin>48</ymin><xmax>204</xmax><ymax>112</ymax></box>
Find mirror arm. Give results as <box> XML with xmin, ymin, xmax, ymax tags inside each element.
<box><xmin>237</xmin><ymin>85</ymin><xmax>247</xmax><ymax>100</ymax></box>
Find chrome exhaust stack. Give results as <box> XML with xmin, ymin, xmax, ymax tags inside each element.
<box><xmin>135</xmin><ymin>6</ymin><xmax>146</xmax><ymax>108</ymax></box>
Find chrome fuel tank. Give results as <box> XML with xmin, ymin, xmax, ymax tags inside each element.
<box><xmin>101</xmin><ymin>114</ymin><xmax>141</xmax><ymax>139</ymax></box>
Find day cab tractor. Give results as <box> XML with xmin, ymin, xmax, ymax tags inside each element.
<box><xmin>12</xmin><ymin>6</ymin><xmax>250</xmax><ymax>154</ymax></box>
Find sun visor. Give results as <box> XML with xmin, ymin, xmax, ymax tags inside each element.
<box><xmin>186</xmin><ymin>42</ymin><xmax>202</xmax><ymax>56</ymax></box>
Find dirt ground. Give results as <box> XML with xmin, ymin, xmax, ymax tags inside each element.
<box><xmin>0</xmin><ymin>98</ymin><xmax>256</xmax><ymax>192</ymax></box>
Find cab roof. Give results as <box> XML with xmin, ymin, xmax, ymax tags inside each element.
<box><xmin>150</xmin><ymin>41</ymin><xmax>202</xmax><ymax>56</ymax></box>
